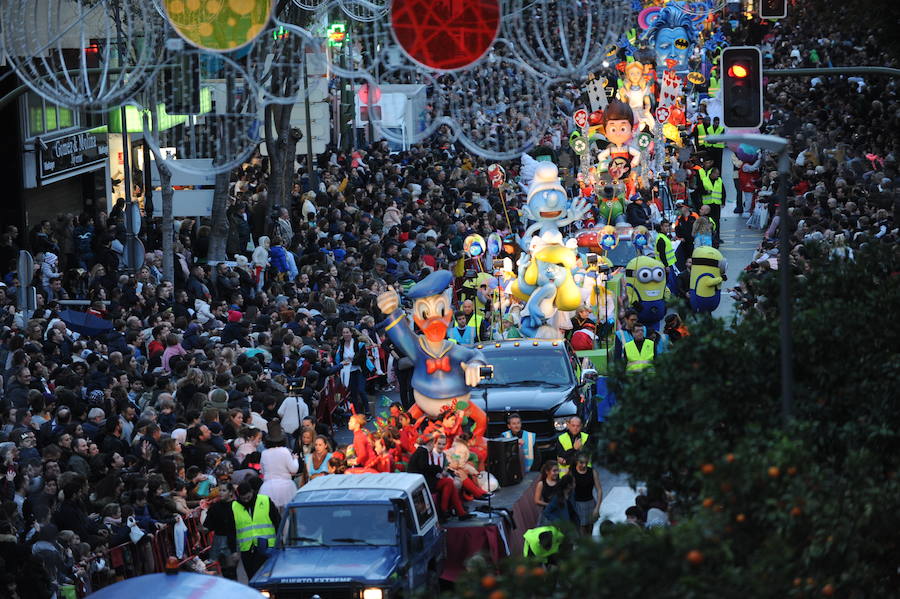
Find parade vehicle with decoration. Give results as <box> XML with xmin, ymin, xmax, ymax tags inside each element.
<box><xmin>250</xmin><ymin>473</ymin><xmax>444</xmax><ymax>599</ymax></box>
<box><xmin>469</xmin><ymin>339</ymin><xmax>599</xmax><ymax>468</ymax></box>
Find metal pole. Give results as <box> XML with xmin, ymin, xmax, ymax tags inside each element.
<box><xmin>776</xmin><ymin>148</ymin><xmax>794</xmax><ymax>421</ymax></box>
<box><xmin>112</xmin><ymin>1</ymin><xmax>133</xmax><ymax>211</ymax></box>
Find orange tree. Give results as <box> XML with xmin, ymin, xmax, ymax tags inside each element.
<box><xmin>448</xmin><ymin>241</ymin><xmax>900</xmax><ymax>598</ymax></box>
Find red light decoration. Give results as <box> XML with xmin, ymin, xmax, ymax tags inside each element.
<box><xmin>728</xmin><ymin>64</ymin><xmax>749</xmax><ymax>78</ymax></box>
<box><xmin>391</xmin><ymin>0</ymin><xmax>500</xmax><ymax>71</ymax></box>
<box><xmin>357</xmin><ymin>83</ymin><xmax>382</xmax><ymax>105</ymax></box>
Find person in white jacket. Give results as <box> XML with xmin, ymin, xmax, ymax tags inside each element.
<box><xmin>277</xmin><ymin>391</ymin><xmax>309</xmax><ymax>439</ymax></box>
<box><xmin>252</xmin><ymin>236</ymin><xmax>270</xmax><ymax>292</ymax></box>
<box><xmin>40</xmin><ymin>252</ymin><xmax>62</xmax><ymax>294</ymax></box>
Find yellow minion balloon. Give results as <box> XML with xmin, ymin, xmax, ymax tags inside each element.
<box><xmin>625</xmin><ymin>255</ymin><xmax>670</xmax><ymax>331</ymax></box>
<box><xmin>689</xmin><ymin>246</ymin><xmax>727</xmax><ymax>313</ymax></box>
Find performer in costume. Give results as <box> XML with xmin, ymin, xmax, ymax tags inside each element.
<box><xmin>377</xmin><ymin>271</ymin><xmax>489</xmax><ymax>440</ymax></box>
<box><xmin>689</xmin><ymin>246</ymin><xmax>726</xmax><ymax>313</ymax></box>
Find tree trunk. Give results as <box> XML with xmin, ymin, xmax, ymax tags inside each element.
<box><xmin>207</xmin><ymin>171</ymin><xmax>230</xmax><ymax>261</ymax></box>
<box><xmin>146</xmin><ymin>108</ymin><xmax>175</xmax><ymax>282</ymax></box>
<box><xmin>159</xmin><ymin>162</ymin><xmax>175</xmax><ymax>282</ymax></box>
<box><xmin>264</xmin><ymin>103</ymin><xmax>299</xmax><ymax>237</ymax></box>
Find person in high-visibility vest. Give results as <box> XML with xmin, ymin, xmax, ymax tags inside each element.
<box><xmin>624</xmin><ymin>324</ymin><xmax>655</xmax><ymax>373</ymax></box>
<box><xmin>707</xmin><ymin>116</ymin><xmax>726</xmax><ymax>171</ymax></box>
<box><xmin>231</xmin><ymin>481</ymin><xmax>280</xmax><ymax>579</ymax></box>
<box><xmin>555</xmin><ymin>416</ymin><xmax>589</xmax><ymax>477</ymax></box>
<box><xmin>523</xmin><ymin>525</ymin><xmax>565</xmax><ymax>563</ymax></box>
<box><xmin>655</xmin><ymin>221</ymin><xmax>678</xmax><ymax>295</ymax></box>
<box><xmin>698</xmin><ymin>165</ymin><xmax>724</xmax><ymax>246</ymax></box>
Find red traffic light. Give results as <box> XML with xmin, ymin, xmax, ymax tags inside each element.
<box><xmin>728</xmin><ymin>64</ymin><xmax>749</xmax><ymax>78</ymax></box>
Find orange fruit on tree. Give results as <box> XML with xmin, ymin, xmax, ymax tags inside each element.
<box><xmin>685</xmin><ymin>549</ymin><xmax>704</xmax><ymax>565</ymax></box>
<box><xmin>607</xmin><ymin>441</ymin><xmax>618</xmax><ymax>453</ymax></box>
<box><xmin>515</xmin><ymin>565</ymin><xmax>527</xmax><ymax>577</ymax></box>
<box><xmin>787</xmin><ymin>466</ymin><xmax>798</xmax><ymax>476</ymax></box>
<box><xmin>725</xmin><ymin>453</ymin><xmax>735</xmax><ymax>463</ymax></box>
<box><xmin>701</xmin><ymin>463</ymin><xmax>715</xmax><ymax>475</ymax></box>
<box><xmin>791</xmin><ymin>506</ymin><xmax>803</xmax><ymax>517</ymax></box>
<box><xmin>481</xmin><ymin>575</ymin><xmax>497</xmax><ymax>589</ymax></box>
<box><xmin>532</xmin><ymin>567</ymin><xmax>546</xmax><ymax>577</ymax></box>
<box><xmin>821</xmin><ymin>583</ymin><xmax>835</xmax><ymax>596</ymax></box>
<box><xmin>489</xmin><ymin>591</ymin><xmax>507</xmax><ymax>599</ymax></box>
<box><xmin>702</xmin><ymin>497</ymin><xmax>714</xmax><ymax>508</ymax></box>
<box><xmin>736</xmin><ymin>513</ymin><xmax>746</xmax><ymax>523</ymax></box>
<box><xmin>768</xmin><ymin>466</ymin><xmax>781</xmax><ymax>478</ymax></box>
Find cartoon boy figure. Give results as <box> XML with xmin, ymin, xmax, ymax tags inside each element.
<box><xmin>597</xmin><ymin>100</ymin><xmax>642</xmax><ymax>201</ymax></box>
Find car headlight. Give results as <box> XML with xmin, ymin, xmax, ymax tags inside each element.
<box><xmin>362</xmin><ymin>589</ymin><xmax>384</xmax><ymax>599</ymax></box>
<box><xmin>258</xmin><ymin>591</ymin><xmax>271</xmax><ymax>599</ymax></box>
<box><xmin>553</xmin><ymin>417</ymin><xmax>569</xmax><ymax>431</ymax></box>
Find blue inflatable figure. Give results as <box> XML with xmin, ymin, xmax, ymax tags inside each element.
<box><xmin>519</xmin><ymin>162</ymin><xmax>590</xmax><ymax>252</ymax></box>
<box><xmin>643</xmin><ymin>1</ymin><xmax>698</xmax><ymax>74</ymax></box>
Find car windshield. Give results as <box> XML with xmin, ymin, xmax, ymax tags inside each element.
<box><xmin>479</xmin><ymin>350</ymin><xmax>574</xmax><ymax>387</ymax></box>
<box><xmin>285</xmin><ymin>504</ymin><xmax>398</xmax><ymax>547</ymax></box>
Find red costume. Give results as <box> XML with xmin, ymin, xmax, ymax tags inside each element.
<box><xmin>352</xmin><ymin>430</ymin><xmax>374</xmax><ymax>466</ymax></box>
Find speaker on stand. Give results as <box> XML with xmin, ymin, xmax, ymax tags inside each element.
<box><xmin>487</xmin><ymin>436</ymin><xmax>523</xmax><ymax>487</ymax></box>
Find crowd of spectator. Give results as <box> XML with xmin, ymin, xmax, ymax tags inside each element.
<box><xmin>0</xmin><ymin>4</ymin><xmax>896</xmax><ymax>598</ymax></box>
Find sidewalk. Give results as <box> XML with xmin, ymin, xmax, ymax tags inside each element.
<box><xmin>714</xmin><ymin>210</ymin><xmax>762</xmax><ymax>319</ymax></box>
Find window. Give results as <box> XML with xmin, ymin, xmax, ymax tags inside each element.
<box><xmin>411</xmin><ymin>486</ymin><xmax>435</xmax><ymax>530</ymax></box>
<box><xmin>25</xmin><ymin>92</ymin><xmax>80</xmax><ymax>139</ymax></box>
<box><xmin>479</xmin><ymin>350</ymin><xmax>575</xmax><ymax>387</ymax></box>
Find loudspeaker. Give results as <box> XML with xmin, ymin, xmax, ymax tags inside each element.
<box><xmin>487</xmin><ymin>437</ymin><xmax>523</xmax><ymax>487</ymax></box>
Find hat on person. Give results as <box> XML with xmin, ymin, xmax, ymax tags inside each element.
<box><xmin>227</xmin><ymin>310</ymin><xmax>242</xmax><ymax>323</ymax></box>
<box><xmin>89</xmin><ymin>390</ymin><xmax>105</xmax><ymax>404</ymax></box>
<box><xmin>234</xmin><ymin>255</ymin><xmax>249</xmax><ymax>267</ymax></box>
<box><xmin>375</xmin><ymin>258</ymin><xmax>387</xmax><ymax>267</ymax></box>
<box><xmin>208</xmin><ymin>422</ymin><xmax>223</xmax><ymax>435</ymax></box>
<box><xmin>526</xmin><ymin>162</ymin><xmax>566</xmax><ymax>205</ymax></box>
<box><xmin>407</xmin><ymin>269</ymin><xmax>453</xmax><ymax>299</ymax></box>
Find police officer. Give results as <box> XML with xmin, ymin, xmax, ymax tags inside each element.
<box><xmin>231</xmin><ymin>480</ymin><xmax>280</xmax><ymax>579</ymax></box>
<box><xmin>555</xmin><ymin>416</ymin><xmax>589</xmax><ymax>477</ymax></box>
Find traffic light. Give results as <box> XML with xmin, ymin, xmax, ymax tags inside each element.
<box><xmin>327</xmin><ymin>23</ymin><xmax>346</xmax><ymax>48</ymax></box>
<box><xmin>721</xmin><ymin>46</ymin><xmax>763</xmax><ymax>129</ymax></box>
<box><xmin>759</xmin><ymin>0</ymin><xmax>787</xmax><ymax>19</ymax></box>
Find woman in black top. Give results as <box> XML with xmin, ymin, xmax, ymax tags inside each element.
<box><xmin>571</xmin><ymin>452</ymin><xmax>602</xmax><ymax>534</ymax></box>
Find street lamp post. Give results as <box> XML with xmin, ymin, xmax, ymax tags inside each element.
<box><xmin>708</xmin><ymin>133</ymin><xmax>794</xmax><ymax>422</ymax></box>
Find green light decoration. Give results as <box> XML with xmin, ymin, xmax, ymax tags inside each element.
<box><xmin>327</xmin><ymin>22</ymin><xmax>347</xmax><ymax>48</ymax></box>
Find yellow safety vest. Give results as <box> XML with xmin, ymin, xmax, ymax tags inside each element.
<box><xmin>699</xmin><ymin>169</ymin><xmax>724</xmax><ymax>205</ymax></box>
<box><xmin>657</xmin><ymin>234</ymin><xmax>676</xmax><ymax>267</ymax></box>
<box><xmin>624</xmin><ymin>339</ymin><xmax>654</xmax><ymax>372</ymax></box>
<box><xmin>697</xmin><ymin>123</ymin><xmax>709</xmax><ymax>147</ymax></box>
<box><xmin>709</xmin><ymin>125</ymin><xmax>725</xmax><ymax>148</ymax></box>
<box><xmin>232</xmin><ymin>494</ymin><xmax>276</xmax><ymax>552</ymax></box>
<box><xmin>558</xmin><ymin>431</ymin><xmax>589</xmax><ymax>452</ymax></box>
<box><xmin>523</xmin><ymin>526</ymin><xmax>564</xmax><ymax>558</ymax></box>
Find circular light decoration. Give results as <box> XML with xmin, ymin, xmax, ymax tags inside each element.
<box><xmin>340</xmin><ymin>0</ymin><xmax>389</xmax><ymax>22</ymax></box>
<box><xmin>242</xmin><ymin>22</ymin><xmax>326</xmax><ymax>105</ymax></box>
<box><xmin>292</xmin><ymin>0</ymin><xmax>327</xmax><ymax>9</ymax></box>
<box><xmin>140</xmin><ymin>49</ymin><xmax>261</xmax><ymax>175</ymax></box>
<box><xmin>0</xmin><ymin>0</ymin><xmax>166</xmax><ymax>111</ymax></box>
<box><xmin>448</xmin><ymin>53</ymin><xmax>552</xmax><ymax>160</ymax></box>
<box><xmin>367</xmin><ymin>63</ymin><xmax>448</xmax><ymax>148</ymax></box>
<box><xmin>502</xmin><ymin>0</ymin><xmax>630</xmax><ymax>79</ymax></box>
<box><xmin>163</xmin><ymin>0</ymin><xmax>273</xmax><ymax>52</ymax></box>
<box><xmin>391</xmin><ymin>0</ymin><xmax>500</xmax><ymax>71</ymax></box>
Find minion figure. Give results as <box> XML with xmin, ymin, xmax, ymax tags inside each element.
<box><xmin>377</xmin><ymin>271</ymin><xmax>489</xmax><ymax>438</ymax></box>
<box><xmin>689</xmin><ymin>246</ymin><xmax>727</xmax><ymax>313</ymax></box>
<box><xmin>625</xmin><ymin>255</ymin><xmax>671</xmax><ymax>331</ymax></box>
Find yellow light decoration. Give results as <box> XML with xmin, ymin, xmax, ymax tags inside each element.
<box><xmin>164</xmin><ymin>0</ymin><xmax>272</xmax><ymax>52</ymax></box>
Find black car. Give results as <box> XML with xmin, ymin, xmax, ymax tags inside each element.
<box><xmin>469</xmin><ymin>339</ymin><xmax>597</xmax><ymax>466</ymax></box>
